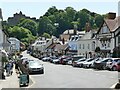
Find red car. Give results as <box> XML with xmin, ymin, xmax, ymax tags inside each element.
<box><xmin>117</xmin><ymin>61</ymin><xmax>120</xmax><ymax>72</ymax></box>
<box><xmin>59</xmin><ymin>56</ymin><xmax>69</xmax><ymax>64</ymax></box>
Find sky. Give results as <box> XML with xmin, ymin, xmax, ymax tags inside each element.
<box><xmin>1</xmin><ymin>0</ymin><xmax>120</xmax><ymax>20</ymax></box>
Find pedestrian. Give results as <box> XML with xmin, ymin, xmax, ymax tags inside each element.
<box><xmin>5</xmin><ymin>62</ymin><xmax>11</xmax><ymax>76</ymax></box>
<box><xmin>9</xmin><ymin>61</ymin><xmax>14</xmax><ymax>75</ymax></box>
<box><xmin>15</xmin><ymin>61</ymin><xmax>19</xmax><ymax>74</ymax></box>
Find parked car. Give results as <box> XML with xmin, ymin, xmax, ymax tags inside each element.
<box><xmin>72</xmin><ymin>55</ymin><xmax>85</xmax><ymax>62</ymax></box>
<box><xmin>117</xmin><ymin>61</ymin><xmax>120</xmax><ymax>72</ymax></box>
<box><xmin>77</xmin><ymin>58</ymin><xmax>87</xmax><ymax>68</ymax></box>
<box><xmin>90</xmin><ymin>58</ymin><xmax>101</xmax><ymax>68</ymax></box>
<box><xmin>42</xmin><ymin>56</ymin><xmax>51</xmax><ymax>61</ymax></box>
<box><xmin>67</xmin><ymin>60</ymin><xmax>73</xmax><ymax>65</ymax></box>
<box><xmin>83</xmin><ymin>58</ymin><xmax>95</xmax><ymax>68</ymax></box>
<box><xmin>27</xmin><ymin>60</ymin><xmax>44</xmax><ymax>74</ymax></box>
<box><xmin>72</xmin><ymin>58</ymin><xmax>86</xmax><ymax>67</ymax></box>
<box><xmin>62</xmin><ymin>57</ymin><xmax>73</xmax><ymax>65</ymax></box>
<box><xmin>59</xmin><ymin>55</ymin><xmax>69</xmax><ymax>64</ymax></box>
<box><xmin>52</xmin><ymin>57</ymin><xmax>60</xmax><ymax>64</ymax></box>
<box><xmin>106</xmin><ymin>58</ymin><xmax>120</xmax><ymax>71</ymax></box>
<box><xmin>93</xmin><ymin>58</ymin><xmax>112</xmax><ymax>70</ymax></box>
<box><xmin>49</xmin><ymin>56</ymin><xmax>58</xmax><ymax>63</ymax></box>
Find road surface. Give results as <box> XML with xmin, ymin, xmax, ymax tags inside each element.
<box><xmin>22</xmin><ymin>51</ymin><xmax>118</xmax><ymax>88</ymax></box>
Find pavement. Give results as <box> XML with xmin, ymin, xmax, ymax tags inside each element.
<box><xmin>0</xmin><ymin>65</ymin><xmax>19</xmax><ymax>89</ymax></box>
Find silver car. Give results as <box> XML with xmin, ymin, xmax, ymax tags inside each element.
<box><xmin>27</xmin><ymin>60</ymin><xmax>44</xmax><ymax>74</ymax></box>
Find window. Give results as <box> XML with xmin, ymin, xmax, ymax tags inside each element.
<box><xmin>118</xmin><ymin>36</ymin><xmax>120</xmax><ymax>44</ymax></box>
<box><xmin>79</xmin><ymin>44</ymin><xmax>81</xmax><ymax>49</ymax></box>
<box><xmin>83</xmin><ymin>44</ymin><xmax>85</xmax><ymax>49</ymax></box>
<box><xmin>102</xmin><ymin>26</ymin><xmax>109</xmax><ymax>34</ymax></box>
<box><xmin>88</xmin><ymin>44</ymin><xmax>90</xmax><ymax>49</ymax></box>
<box><xmin>92</xmin><ymin>41</ymin><xmax>95</xmax><ymax>50</ymax></box>
<box><xmin>108</xmin><ymin>41</ymin><xmax>110</xmax><ymax>47</ymax></box>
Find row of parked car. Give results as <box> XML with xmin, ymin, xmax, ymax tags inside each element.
<box><xmin>40</xmin><ymin>55</ymin><xmax>120</xmax><ymax>71</ymax></box>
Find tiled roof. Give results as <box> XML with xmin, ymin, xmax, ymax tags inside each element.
<box><xmin>55</xmin><ymin>44</ymin><xmax>68</xmax><ymax>51</ymax></box>
<box><xmin>105</xmin><ymin>16</ymin><xmax>120</xmax><ymax>32</ymax></box>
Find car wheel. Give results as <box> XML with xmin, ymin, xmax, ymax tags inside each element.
<box><xmin>112</xmin><ymin>66</ymin><xmax>117</xmax><ymax>71</ymax></box>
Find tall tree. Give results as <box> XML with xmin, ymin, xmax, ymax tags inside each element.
<box><xmin>38</xmin><ymin>16</ymin><xmax>56</xmax><ymax>36</ymax></box>
<box><xmin>18</xmin><ymin>19</ymin><xmax>37</xmax><ymax>36</ymax></box>
<box><xmin>95</xmin><ymin>14</ymin><xmax>104</xmax><ymax>28</ymax></box>
<box><xmin>44</xmin><ymin>6</ymin><xmax>58</xmax><ymax>16</ymax></box>
<box><xmin>76</xmin><ymin>10</ymin><xmax>89</xmax><ymax>30</ymax></box>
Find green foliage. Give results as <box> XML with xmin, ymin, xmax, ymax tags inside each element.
<box><xmin>4</xmin><ymin>7</ymin><xmax>108</xmax><ymax>42</ymax></box>
<box><xmin>8</xmin><ymin>26</ymin><xmax>35</xmax><ymax>46</ymax></box>
<box><xmin>95</xmin><ymin>15</ymin><xmax>104</xmax><ymax>28</ymax></box>
<box><xmin>18</xmin><ymin>19</ymin><xmax>37</xmax><ymax>36</ymax></box>
<box><xmin>38</xmin><ymin>16</ymin><xmax>56</xmax><ymax>36</ymax></box>
<box><xmin>42</xmin><ymin>33</ymin><xmax>51</xmax><ymax>38</ymax></box>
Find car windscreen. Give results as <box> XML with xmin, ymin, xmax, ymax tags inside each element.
<box><xmin>29</xmin><ymin>61</ymin><xmax>41</xmax><ymax>66</ymax></box>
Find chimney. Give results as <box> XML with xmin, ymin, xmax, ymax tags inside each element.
<box><xmin>108</xmin><ymin>12</ymin><xmax>116</xmax><ymax>19</ymax></box>
<box><xmin>85</xmin><ymin>22</ymin><xmax>91</xmax><ymax>32</ymax></box>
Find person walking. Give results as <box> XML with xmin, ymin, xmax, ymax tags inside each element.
<box><xmin>9</xmin><ymin>60</ymin><xmax>14</xmax><ymax>75</ymax></box>
<box><xmin>5</xmin><ymin>62</ymin><xmax>11</xmax><ymax>76</ymax></box>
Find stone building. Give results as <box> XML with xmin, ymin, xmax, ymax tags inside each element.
<box><xmin>8</xmin><ymin>11</ymin><xmax>38</xmax><ymax>26</ymax></box>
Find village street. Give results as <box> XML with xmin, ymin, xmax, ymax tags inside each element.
<box><xmin>22</xmin><ymin>51</ymin><xmax>118</xmax><ymax>88</ymax></box>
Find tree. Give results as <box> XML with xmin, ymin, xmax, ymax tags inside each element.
<box><xmin>18</xmin><ymin>19</ymin><xmax>37</xmax><ymax>36</ymax></box>
<box><xmin>95</xmin><ymin>15</ymin><xmax>104</xmax><ymax>28</ymax></box>
<box><xmin>8</xmin><ymin>26</ymin><xmax>35</xmax><ymax>46</ymax></box>
<box><xmin>42</xmin><ymin>33</ymin><xmax>51</xmax><ymax>38</ymax></box>
<box><xmin>38</xmin><ymin>16</ymin><xmax>56</xmax><ymax>36</ymax></box>
<box><xmin>76</xmin><ymin>10</ymin><xmax>89</xmax><ymax>30</ymax></box>
<box><xmin>44</xmin><ymin>6</ymin><xmax>58</xmax><ymax>16</ymax></box>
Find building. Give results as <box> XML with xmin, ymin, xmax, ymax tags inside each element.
<box><xmin>77</xmin><ymin>30</ymin><xmax>97</xmax><ymax>58</ymax></box>
<box><xmin>0</xmin><ymin>8</ymin><xmax>11</xmax><ymax>79</ymax></box>
<box><xmin>8</xmin><ymin>37</ymin><xmax>20</xmax><ymax>52</ymax></box>
<box><xmin>96</xmin><ymin>13</ymin><xmax>120</xmax><ymax>58</ymax></box>
<box><xmin>8</xmin><ymin>11</ymin><xmax>38</xmax><ymax>26</ymax></box>
<box><xmin>59</xmin><ymin>29</ymin><xmax>85</xmax><ymax>42</ymax></box>
<box><xmin>31</xmin><ymin>37</ymin><xmax>50</xmax><ymax>57</ymax></box>
<box><xmin>68</xmin><ymin>32</ymin><xmax>85</xmax><ymax>55</ymax></box>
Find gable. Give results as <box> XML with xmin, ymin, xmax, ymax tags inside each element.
<box><xmin>98</xmin><ymin>22</ymin><xmax>111</xmax><ymax>34</ymax></box>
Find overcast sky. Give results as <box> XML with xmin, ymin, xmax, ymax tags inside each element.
<box><xmin>1</xmin><ymin>0</ymin><xmax>119</xmax><ymax>20</ymax></box>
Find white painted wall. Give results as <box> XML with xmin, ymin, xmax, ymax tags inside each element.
<box><xmin>8</xmin><ymin>38</ymin><xmax>20</xmax><ymax>51</ymax></box>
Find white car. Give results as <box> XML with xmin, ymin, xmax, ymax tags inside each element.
<box><xmin>52</xmin><ymin>58</ymin><xmax>60</xmax><ymax>64</ymax></box>
<box><xmin>42</xmin><ymin>57</ymin><xmax>51</xmax><ymax>61</ymax></box>
<box><xmin>83</xmin><ymin>58</ymin><xmax>95</xmax><ymax>68</ymax></box>
<box><xmin>27</xmin><ymin>60</ymin><xmax>44</xmax><ymax>74</ymax></box>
